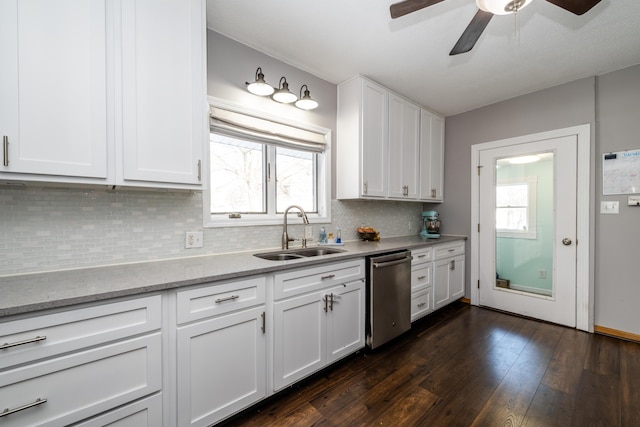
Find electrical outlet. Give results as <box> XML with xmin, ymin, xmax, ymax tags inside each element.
<box><xmin>185</xmin><ymin>231</ymin><xmax>203</xmax><ymax>249</ymax></box>
<box><xmin>304</xmin><ymin>225</ymin><xmax>313</xmax><ymax>239</ymax></box>
<box><xmin>601</xmin><ymin>201</ymin><xmax>619</xmax><ymax>214</ymax></box>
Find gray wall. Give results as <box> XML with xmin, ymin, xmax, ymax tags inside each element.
<box><xmin>441</xmin><ymin>64</ymin><xmax>640</xmax><ymax>335</ymax></box>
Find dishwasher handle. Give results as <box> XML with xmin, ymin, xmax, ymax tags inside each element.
<box><xmin>372</xmin><ymin>256</ymin><xmax>412</xmax><ymax>269</ymax></box>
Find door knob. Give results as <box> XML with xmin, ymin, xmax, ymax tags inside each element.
<box><xmin>562</xmin><ymin>238</ymin><xmax>572</xmax><ymax>246</ymax></box>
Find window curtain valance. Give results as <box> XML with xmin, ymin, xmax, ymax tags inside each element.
<box><xmin>209</xmin><ymin>106</ymin><xmax>327</xmax><ymax>153</ymax></box>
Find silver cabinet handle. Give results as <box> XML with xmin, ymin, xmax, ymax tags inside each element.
<box><xmin>431</xmin><ymin>189</ymin><xmax>436</xmax><ymax>198</ymax></box>
<box><xmin>450</xmin><ymin>260</ymin><xmax>456</xmax><ymax>270</ymax></box>
<box><xmin>0</xmin><ymin>398</ymin><xmax>47</xmax><ymax>418</ymax></box>
<box><xmin>417</xmin><ymin>302</ymin><xmax>426</xmax><ymax>308</ymax></box>
<box><xmin>329</xmin><ymin>293</ymin><xmax>334</xmax><ymax>311</ymax></box>
<box><xmin>417</xmin><ymin>254</ymin><xmax>427</xmax><ymax>258</ymax></box>
<box><xmin>418</xmin><ymin>275</ymin><xmax>427</xmax><ymax>280</ymax></box>
<box><xmin>215</xmin><ymin>295</ymin><xmax>239</xmax><ymax>303</ymax></box>
<box><xmin>321</xmin><ymin>274</ymin><xmax>335</xmax><ymax>280</ymax></box>
<box><xmin>2</xmin><ymin>136</ymin><xmax>8</xmax><ymax>167</ymax></box>
<box><xmin>261</xmin><ymin>312</ymin><xmax>266</xmax><ymax>334</ymax></box>
<box><xmin>1</xmin><ymin>335</ymin><xmax>47</xmax><ymax>350</ymax></box>
<box><xmin>323</xmin><ymin>296</ymin><xmax>328</xmax><ymax>312</ymax></box>
<box><xmin>448</xmin><ymin>248</ymin><xmax>455</xmax><ymax>252</ymax></box>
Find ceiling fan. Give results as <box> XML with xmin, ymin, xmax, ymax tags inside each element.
<box><xmin>390</xmin><ymin>0</ymin><xmax>602</xmax><ymax>55</ymax></box>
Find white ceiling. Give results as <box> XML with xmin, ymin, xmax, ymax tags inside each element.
<box><xmin>206</xmin><ymin>0</ymin><xmax>640</xmax><ymax>116</ymax></box>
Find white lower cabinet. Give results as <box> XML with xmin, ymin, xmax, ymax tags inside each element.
<box><xmin>0</xmin><ymin>333</ymin><xmax>161</xmax><ymax>427</ymax></box>
<box><xmin>433</xmin><ymin>242</ymin><xmax>466</xmax><ymax>310</ymax></box>
<box><xmin>175</xmin><ymin>276</ymin><xmax>267</xmax><ymax>427</ymax></box>
<box><xmin>272</xmin><ymin>260</ymin><xmax>366</xmax><ymax>391</ymax></box>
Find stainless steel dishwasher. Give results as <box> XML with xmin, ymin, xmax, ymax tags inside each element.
<box><xmin>366</xmin><ymin>250</ymin><xmax>412</xmax><ymax>349</ymax></box>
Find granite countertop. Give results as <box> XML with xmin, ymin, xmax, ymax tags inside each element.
<box><xmin>0</xmin><ymin>235</ymin><xmax>467</xmax><ymax>318</ymax></box>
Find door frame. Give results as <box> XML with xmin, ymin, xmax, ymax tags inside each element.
<box><xmin>470</xmin><ymin>124</ymin><xmax>593</xmax><ymax>332</ymax></box>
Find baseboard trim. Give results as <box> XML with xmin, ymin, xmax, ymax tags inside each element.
<box><xmin>594</xmin><ymin>325</ymin><xmax>640</xmax><ymax>343</ymax></box>
<box><xmin>460</xmin><ymin>297</ymin><xmax>471</xmax><ymax>304</ymax></box>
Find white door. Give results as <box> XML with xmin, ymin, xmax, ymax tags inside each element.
<box><xmin>478</xmin><ymin>135</ymin><xmax>578</xmax><ymax>327</ymax></box>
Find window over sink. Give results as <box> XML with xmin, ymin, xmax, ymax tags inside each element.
<box><xmin>204</xmin><ymin>100</ymin><xmax>331</xmax><ymax>227</ymax></box>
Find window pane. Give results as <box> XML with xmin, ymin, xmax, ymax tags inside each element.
<box><xmin>210</xmin><ymin>135</ymin><xmax>265</xmax><ymax>213</ymax></box>
<box><xmin>496</xmin><ymin>184</ymin><xmax>528</xmax><ymax>207</ymax></box>
<box><xmin>496</xmin><ymin>207</ymin><xmax>528</xmax><ymax>231</ymax></box>
<box><xmin>276</xmin><ymin>147</ymin><xmax>316</xmax><ymax>213</ymax></box>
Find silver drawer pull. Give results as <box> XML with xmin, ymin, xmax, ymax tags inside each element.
<box><xmin>0</xmin><ymin>335</ymin><xmax>47</xmax><ymax>350</ymax></box>
<box><xmin>215</xmin><ymin>295</ymin><xmax>240</xmax><ymax>303</ymax></box>
<box><xmin>417</xmin><ymin>254</ymin><xmax>427</xmax><ymax>258</ymax></box>
<box><xmin>0</xmin><ymin>398</ymin><xmax>47</xmax><ymax>418</ymax></box>
<box><xmin>418</xmin><ymin>275</ymin><xmax>427</xmax><ymax>280</ymax></box>
<box><xmin>417</xmin><ymin>302</ymin><xmax>426</xmax><ymax>308</ymax></box>
<box><xmin>448</xmin><ymin>248</ymin><xmax>455</xmax><ymax>252</ymax></box>
<box><xmin>321</xmin><ymin>274</ymin><xmax>335</xmax><ymax>280</ymax></box>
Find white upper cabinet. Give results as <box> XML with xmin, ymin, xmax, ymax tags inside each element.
<box><xmin>118</xmin><ymin>0</ymin><xmax>205</xmax><ymax>188</ymax></box>
<box><xmin>337</xmin><ymin>76</ymin><xmax>388</xmax><ymax>199</ymax></box>
<box><xmin>0</xmin><ymin>0</ymin><xmax>206</xmax><ymax>189</ymax></box>
<box><xmin>337</xmin><ymin>75</ymin><xmax>444</xmax><ymax>202</ymax></box>
<box><xmin>388</xmin><ymin>93</ymin><xmax>420</xmax><ymax>199</ymax></box>
<box><xmin>0</xmin><ymin>0</ymin><xmax>109</xmax><ymax>182</ymax></box>
<box><xmin>419</xmin><ymin>109</ymin><xmax>444</xmax><ymax>202</ymax></box>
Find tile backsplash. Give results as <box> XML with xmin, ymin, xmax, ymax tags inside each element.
<box><xmin>1</xmin><ymin>185</ymin><xmax>424</xmax><ymax>276</ymax></box>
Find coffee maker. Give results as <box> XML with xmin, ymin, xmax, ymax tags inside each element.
<box><xmin>420</xmin><ymin>210</ymin><xmax>440</xmax><ymax>239</ymax></box>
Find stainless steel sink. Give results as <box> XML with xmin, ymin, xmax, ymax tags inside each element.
<box><xmin>254</xmin><ymin>247</ymin><xmax>346</xmax><ymax>261</ymax></box>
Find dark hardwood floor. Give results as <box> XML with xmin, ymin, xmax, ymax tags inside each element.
<box><xmin>221</xmin><ymin>302</ymin><xmax>640</xmax><ymax>427</ymax></box>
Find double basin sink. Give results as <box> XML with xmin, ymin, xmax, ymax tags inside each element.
<box><xmin>254</xmin><ymin>247</ymin><xmax>346</xmax><ymax>261</ymax></box>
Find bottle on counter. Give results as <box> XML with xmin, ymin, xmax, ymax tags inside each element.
<box><xmin>319</xmin><ymin>226</ymin><xmax>327</xmax><ymax>244</ymax></box>
<box><xmin>336</xmin><ymin>227</ymin><xmax>342</xmax><ymax>244</ymax></box>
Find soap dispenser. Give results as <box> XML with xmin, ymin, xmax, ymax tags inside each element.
<box><xmin>319</xmin><ymin>226</ymin><xmax>327</xmax><ymax>244</ymax></box>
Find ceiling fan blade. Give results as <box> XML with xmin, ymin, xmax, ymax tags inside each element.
<box><xmin>449</xmin><ymin>9</ymin><xmax>493</xmax><ymax>56</ymax></box>
<box><xmin>390</xmin><ymin>0</ymin><xmax>445</xmax><ymax>19</ymax></box>
<box><xmin>545</xmin><ymin>0</ymin><xmax>601</xmax><ymax>15</ymax></box>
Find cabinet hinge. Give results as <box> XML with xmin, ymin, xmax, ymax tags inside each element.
<box><xmin>477</xmin><ymin>165</ymin><xmax>483</xmax><ymax>176</ymax></box>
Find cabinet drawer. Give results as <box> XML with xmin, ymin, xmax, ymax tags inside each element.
<box><xmin>0</xmin><ymin>295</ymin><xmax>161</xmax><ymax>371</ymax></box>
<box><xmin>273</xmin><ymin>260</ymin><xmax>365</xmax><ymax>300</ymax></box>
<box><xmin>411</xmin><ymin>247</ymin><xmax>432</xmax><ymax>265</ymax></box>
<box><xmin>176</xmin><ymin>276</ymin><xmax>266</xmax><ymax>324</ymax></box>
<box><xmin>411</xmin><ymin>287</ymin><xmax>433</xmax><ymax>321</ymax></box>
<box><xmin>411</xmin><ymin>264</ymin><xmax>432</xmax><ymax>292</ymax></box>
<box><xmin>434</xmin><ymin>242</ymin><xmax>465</xmax><ymax>260</ymax></box>
<box><xmin>0</xmin><ymin>333</ymin><xmax>161</xmax><ymax>427</ymax></box>
<box><xmin>73</xmin><ymin>393</ymin><xmax>162</xmax><ymax>427</ymax></box>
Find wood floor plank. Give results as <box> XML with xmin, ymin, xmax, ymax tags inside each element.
<box><xmin>521</xmin><ymin>383</ymin><xmax>575</xmax><ymax>427</ymax></box>
<box><xmin>542</xmin><ymin>327</ymin><xmax>591</xmax><ymax>394</ymax></box>
<box><xmin>372</xmin><ymin>386</ymin><xmax>439</xmax><ymax>426</ymax></box>
<box><xmin>470</xmin><ymin>321</ymin><xmax>564</xmax><ymax>426</ymax></box>
<box><xmin>620</xmin><ymin>340</ymin><xmax>640</xmax><ymax>426</ymax></box>
<box><xmin>571</xmin><ymin>370</ymin><xmax>620</xmax><ymax>427</ymax></box>
<box><xmin>583</xmin><ymin>333</ymin><xmax>620</xmax><ymax>376</ymax></box>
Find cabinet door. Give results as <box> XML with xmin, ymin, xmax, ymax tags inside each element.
<box><xmin>433</xmin><ymin>257</ymin><xmax>451</xmax><ymax>310</ymax></box>
<box><xmin>326</xmin><ymin>280</ymin><xmax>365</xmax><ymax>363</ymax></box>
<box><xmin>449</xmin><ymin>255</ymin><xmax>465</xmax><ymax>301</ymax></box>
<box><xmin>360</xmin><ymin>80</ymin><xmax>388</xmax><ymax>197</ymax></box>
<box><xmin>0</xmin><ymin>0</ymin><xmax>108</xmax><ymax>180</ymax></box>
<box><xmin>119</xmin><ymin>0</ymin><xmax>205</xmax><ymax>187</ymax></box>
<box><xmin>388</xmin><ymin>94</ymin><xmax>420</xmax><ymax>199</ymax></box>
<box><xmin>273</xmin><ymin>292</ymin><xmax>326</xmax><ymax>391</ymax></box>
<box><xmin>419</xmin><ymin>110</ymin><xmax>445</xmax><ymax>201</ymax></box>
<box><xmin>176</xmin><ymin>306</ymin><xmax>266</xmax><ymax>427</ymax></box>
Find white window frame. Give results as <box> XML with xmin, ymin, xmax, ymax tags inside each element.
<box><xmin>496</xmin><ymin>176</ymin><xmax>537</xmax><ymax>239</ymax></box>
<box><xmin>204</xmin><ymin>97</ymin><xmax>331</xmax><ymax>228</ymax></box>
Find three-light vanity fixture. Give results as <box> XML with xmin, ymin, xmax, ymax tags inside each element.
<box><xmin>245</xmin><ymin>67</ymin><xmax>319</xmax><ymax>110</ymax></box>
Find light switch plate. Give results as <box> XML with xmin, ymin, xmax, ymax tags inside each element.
<box><xmin>628</xmin><ymin>196</ymin><xmax>640</xmax><ymax>206</ymax></box>
<box><xmin>600</xmin><ymin>201</ymin><xmax>619</xmax><ymax>214</ymax></box>
<box><xmin>305</xmin><ymin>225</ymin><xmax>313</xmax><ymax>239</ymax></box>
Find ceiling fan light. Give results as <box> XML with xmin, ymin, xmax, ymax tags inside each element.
<box><xmin>272</xmin><ymin>77</ymin><xmax>298</xmax><ymax>104</ymax></box>
<box><xmin>295</xmin><ymin>85</ymin><xmax>319</xmax><ymax>110</ymax></box>
<box><xmin>476</xmin><ymin>0</ymin><xmax>533</xmax><ymax>15</ymax></box>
